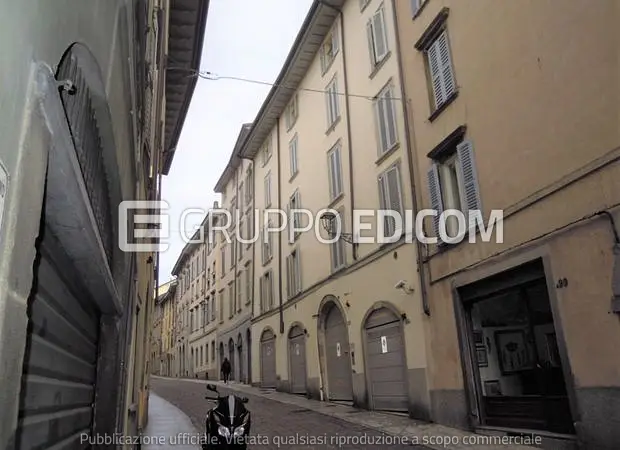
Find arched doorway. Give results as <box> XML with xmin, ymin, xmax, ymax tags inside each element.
<box><xmin>246</xmin><ymin>329</ymin><xmax>252</xmax><ymax>384</ymax></box>
<box><xmin>228</xmin><ymin>338</ymin><xmax>235</xmax><ymax>381</ymax></box>
<box><xmin>363</xmin><ymin>305</ymin><xmax>408</xmax><ymax>412</ymax></box>
<box><xmin>237</xmin><ymin>333</ymin><xmax>244</xmax><ymax>383</ymax></box>
<box><xmin>260</xmin><ymin>328</ymin><xmax>277</xmax><ymax>388</ymax></box>
<box><xmin>288</xmin><ymin>325</ymin><xmax>307</xmax><ymax>394</ymax></box>
<box><xmin>320</xmin><ymin>299</ymin><xmax>353</xmax><ymax>401</ymax></box>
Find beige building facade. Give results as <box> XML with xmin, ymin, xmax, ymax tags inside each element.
<box><xmin>236</xmin><ymin>0</ymin><xmax>431</xmax><ymax>418</ymax></box>
<box><xmin>392</xmin><ymin>0</ymin><xmax>620</xmax><ymax>449</ymax></box>
<box><xmin>214</xmin><ymin>124</ymin><xmax>255</xmax><ymax>384</ymax></box>
<box><xmin>172</xmin><ymin>213</ymin><xmax>220</xmax><ymax>380</ymax></box>
<box><xmin>159</xmin><ymin>279</ymin><xmax>177</xmax><ymax>376</ymax></box>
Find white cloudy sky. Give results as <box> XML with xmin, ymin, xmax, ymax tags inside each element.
<box><xmin>159</xmin><ymin>0</ymin><xmax>313</xmax><ymax>282</ymax></box>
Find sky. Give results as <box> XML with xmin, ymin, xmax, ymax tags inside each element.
<box><xmin>158</xmin><ymin>0</ymin><xmax>313</xmax><ymax>283</ymax></box>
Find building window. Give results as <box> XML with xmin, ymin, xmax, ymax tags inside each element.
<box><xmin>205</xmin><ymin>299</ymin><xmax>209</xmax><ymax>324</ymax></box>
<box><xmin>288</xmin><ymin>190</ymin><xmax>301</xmax><ymax>242</ymax></box>
<box><xmin>262</xmin><ymin>136</ymin><xmax>272</xmax><ymax>166</ymax></box>
<box><xmin>378</xmin><ymin>164</ymin><xmax>404</xmax><ymax>240</ymax></box>
<box><xmin>411</xmin><ymin>0</ymin><xmax>425</xmax><ymax>16</ymax></box>
<box><xmin>228</xmin><ymin>282</ymin><xmax>234</xmax><ymax>318</ymax></box>
<box><xmin>211</xmin><ymin>340</ymin><xmax>215</xmax><ymax>360</ymax></box>
<box><xmin>374</xmin><ymin>83</ymin><xmax>398</xmax><ymax>156</ymax></box>
<box><xmin>219</xmin><ymin>291</ymin><xmax>224</xmax><ymax>322</ymax></box>
<box><xmin>264</xmin><ymin>172</ymin><xmax>272</xmax><ymax>207</ymax></box>
<box><xmin>261</xmin><ymin>224</ymin><xmax>273</xmax><ymax>265</ymax></box>
<box><xmin>359</xmin><ymin>0</ymin><xmax>370</xmax><ymax>11</ymax></box>
<box><xmin>289</xmin><ymin>134</ymin><xmax>298</xmax><ymax>178</ymax></box>
<box><xmin>220</xmin><ymin>246</ymin><xmax>226</xmax><ymax>277</ymax></box>
<box><xmin>425</xmin><ymin>30</ymin><xmax>456</xmax><ymax>111</ymax></box>
<box><xmin>286</xmin><ymin>249</ymin><xmax>302</xmax><ymax>299</ymax></box>
<box><xmin>239</xmin><ymin>182</ymin><xmax>244</xmax><ymax>212</ymax></box>
<box><xmin>236</xmin><ymin>274</ymin><xmax>243</xmax><ymax>312</ymax></box>
<box><xmin>327</xmin><ymin>143</ymin><xmax>343</xmax><ymax>201</ymax></box>
<box><xmin>245</xmin><ymin>261</ymin><xmax>252</xmax><ymax>305</ymax></box>
<box><xmin>212</xmin><ymin>295</ymin><xmax>217</xmax><ymax>321</ymax></box>
<box><xmin>320</xmin><ymin>22</ymin><xmax>339</xmax><ymax>74</ymax></box>
<box><xmin>325</xmin><ymin>76</ymin><xmax>340</xmax><ymax>129</ymax></box>
<box><xmin>285</xmin><ymin>93</ymin><xmax>299</xmax><ymax>130</ymax></box>
<box><xmin>427</xmin><ymin>138</ymin><xmax>481</xmax><ymax>241</ymax></box>
<box><xmin>230</xmin><ymin>239</ymin><xmax>236</xmax><ymax>269</ymax></box>
<box><xmin>245</xmin><ymin>167</ymin><xmax>253</xmax><ymax>203</ymax></box>
<box><xmin>260</xmin><ymin>270</ymin><xmax>274</xmax><ymax>313</ymax></box>
<box><xmin>367</xmin><ymin>4</ymin><xmax>389</xmax><ymax>68</ymax></box>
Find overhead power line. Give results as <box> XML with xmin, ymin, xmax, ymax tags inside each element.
<box><xmin>167</xmin><ymin>65</ymin><xmax>403</xmax><ymax>101</ymax></box>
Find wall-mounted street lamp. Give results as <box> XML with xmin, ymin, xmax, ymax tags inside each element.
<box><xmin>320</xmin><ymin>211</ymin><xmax>356</xmax><ymax>245</ymax></box>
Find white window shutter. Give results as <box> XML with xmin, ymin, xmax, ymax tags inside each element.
<box><xmin>366</xmin><ymin>19</ymin><xmax>376</xmax><ymax>66</ymax></box>
<box><xmin>427</xmin><ymin>163</ymin><xmax>444</xmax><ymax>237</ymax></box>
<box><xmin>427</xmin><ymin>41</ymin><xmax>444</xmax><ymax>108</ymax></box>
<box><xmin>437</xmin><ymin>32</ymin><xmax>456</xmax><ymax>100</ymax></box>
<box><xmin>456</xmin><ymin>140</ymin><xmax>482</xmax><ymax>214</ymax></box>
<box><xmin>332</xmin><ymin>24</ymin><xmax>339</xmax><ymax>54</ymax></box>
<box><xmin>386</xmin><ymin>166</ymin><xmax>403</xmax><ymax>216</ymax></box>
<box><xmin>411</xmin><ymin>0</ymin><xmax>421</xmax><ymax>15</ymax></box>
<box><xmin>373</xmin><ymin>9</ymin><xmax>387</xmax><ymax>61</ymax></box>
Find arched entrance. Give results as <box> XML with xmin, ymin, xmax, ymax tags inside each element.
<box><xmin>228</xmin><ymin>338</ymin><xmax>235</xmax><ymax>381</ymax></box>
<box><xmin>363</xmin><ymin>305</ymin><xmax>408</xmax><ymax>412</ymax></box>
<box><xmin>237</xmin><ymin>333</ymin><xmax>244</xmax><ymax>383</ymax></box>
<box><xmin>319</xmin><ymin>298</ymin><xmax>353</xmax><ymax>401</ymax></box>
<box><xmin>288</xmin><ymin>325</ymin><xmax>307</xmax><ymax>394</ymax></box>
<box><xmin>260</xmin><ymin>328</ymin><xmax>277</xmax><ymax>388</ymax></box>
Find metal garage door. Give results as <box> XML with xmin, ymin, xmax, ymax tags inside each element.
<box><xmin>288</xmin><ymin>326</ymin><xmax>307</xmax><ymax>394</ymax></box>
<box><xmin>260</xmin><ymin>330</ymin><xmax>277</xmax><ymax>388</ymax></box>
<box><xmin>16</xmin><ymin>226</ymin><xmax>101</xmax><ymax>449</ymax></box>
<box><xmin>364</xmin><ymin>308</ymin><xmax>408</xmax><ymax>412</ymax></box>
<box><xmin>325</xmin><ymin>305</ymin><xmax>353</xmax><ymax>401</ymax></box>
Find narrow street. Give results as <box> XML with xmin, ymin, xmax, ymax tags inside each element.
<box><xmin>150</xmin><ymin>377</ymin><xmax>426</xmax><ymax>449</ymax></box>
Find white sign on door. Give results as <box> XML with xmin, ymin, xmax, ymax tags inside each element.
<box><xmin>295</xmin><ymin>343</ymin><xmax>300</xmax><ymax>355</ymax></box>
<box><xmin>0</xmin><ymin>162</ymin><xmax>7</xmax><ymax>241</ymax></box>
<box><xmin>336</xmin><ymin>342</ymin><xmax>341</xmax><ymax>357</ymax></box>
<box><xmin>381</xmin><ymin>336</ymin><xmax>388</xmax><ymax>354</ymax></box>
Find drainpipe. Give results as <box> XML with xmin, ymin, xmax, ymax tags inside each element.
<box><xmin>389</xmin><ymin>0</ymin><xmax>430</xmax><ymax>316</ymax></box>
<box><xmin>240</xmin><ymin>156</ymin><xmax>256</xmax><ymax>319</ymax></box>
<box><xmin>276</xmin><ymin>120</ymin><xmax>284</xmax><ymax>334</ymax></box>
<box><xmin>337</xmin><ymin>5</ymin><xmax>358</xmax><ymax>261</ymax></box>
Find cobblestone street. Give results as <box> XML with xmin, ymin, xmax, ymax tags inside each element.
<box><xmin>151</xmin><ymin>377</ymin><xmax>426</xmax><ymax>449</ymax></box>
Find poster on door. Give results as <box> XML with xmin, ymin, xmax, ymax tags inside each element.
<box><xmin>336</xmin><ymin>342</ymin><xmax>341</xmax><ymax>357</ymax></box>
<box><xmin>381</xmin><ymin>336</ymin><xmax>388</xmax><ymax>354</ymax></box>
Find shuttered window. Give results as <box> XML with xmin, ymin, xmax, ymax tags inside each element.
<box><xmin>261</xmin><ymin>224</ymin><xmax>273</xmax><ymax>265</ymax></box>
<box><xmin>367</xmin><ymin>5</ymin><xmax>389</xmax><ymax>67</ymax></box>
<box><xmin>325</xmin><ymin>76</ymin><xmax>340</xmax><ymax>128</ymax></box>
<box><xmin>411</xmin><ymin>0</ymin><xmax>423</xmax><ymax>16</ymax></box>
<box><xmin>286</xmin><ymin>249</ymin><xmax>302</xmax><ymax>299</ymax></box>
<box><xmin>264</xmin><ymin>172</ymin><xmax>271</xmax><ymax>207</ymax></box>
<box><xmin>374</xmin><ymin>84</ymin><xmax>398</xmax><ymax>155</ymax></box>
<box><xmin>320</xmin><ymin>22</ymin><xmax>340</xmax><ymax>74</ymax></box>
<box><xmin>426</xmin><ymin>31</ymin><xmax>456</xmax><ymax>110</ymax></box>
<box><xmin>427</xmin><ymin>140</ymin><xmax>482</xmax><ymax>241</ymax></box>
<box><xmin>378</xmin><ymin>165</ymin><xmax>404</xmax><ymax>239</ymax></box>
<box><xmin>330</xmin><ymin>209</ymin><xmax>346</xmax><ymax>271</ymax></box>
<box><xmin>288</xmin><ymin>190</ymin><xmax>301</xmax><ymax>241</ymax></box>
<box><xmin>260</xmin><ymin>270</ymin><xmax>273</xmax><ymax>313</ymax></box>
<box><xmin>289</xmin><ymin>135</ymin><xmax>298</xmax><ymax>177</ymax></box>
<box><xmin>245</xmin><ymin>262</ymin><xmax>252</xmax><ymax>305</ymax></box>
<box><xmin>327</xmin><ymin>144</ymin><xmax>343</xmax><ymax>201</ymax></box>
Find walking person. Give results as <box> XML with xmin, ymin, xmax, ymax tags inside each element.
<box><xmin>221</xmin><ymin>357</ymin><xmax>231</xmax><ymax>384</ymax></box>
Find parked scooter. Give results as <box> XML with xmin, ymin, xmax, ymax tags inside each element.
<box><xmin>203</xmin><ymin>384</ymin><xmax>251</xmax><ymax>449</ymax></box>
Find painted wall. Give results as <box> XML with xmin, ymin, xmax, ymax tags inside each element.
<box><xmin>394</xmin><ymin>0</ymin><xmax>620</xmax><ymax>444</ymax></box>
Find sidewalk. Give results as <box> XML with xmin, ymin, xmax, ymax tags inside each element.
<box><xmin>153</xmin><ymin>376</ymin><xmax>541</xmax><ymax>450</ymax></box>
<box><xmin>143</xmin><ymin>392</ymin><xmax>201</xmax><ymax>450</ymax></box>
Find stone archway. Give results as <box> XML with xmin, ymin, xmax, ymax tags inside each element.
<box><xmin>317</xmin><ymin>296</ymin><xmax>353</xmax><ymax>402</ymax></box>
